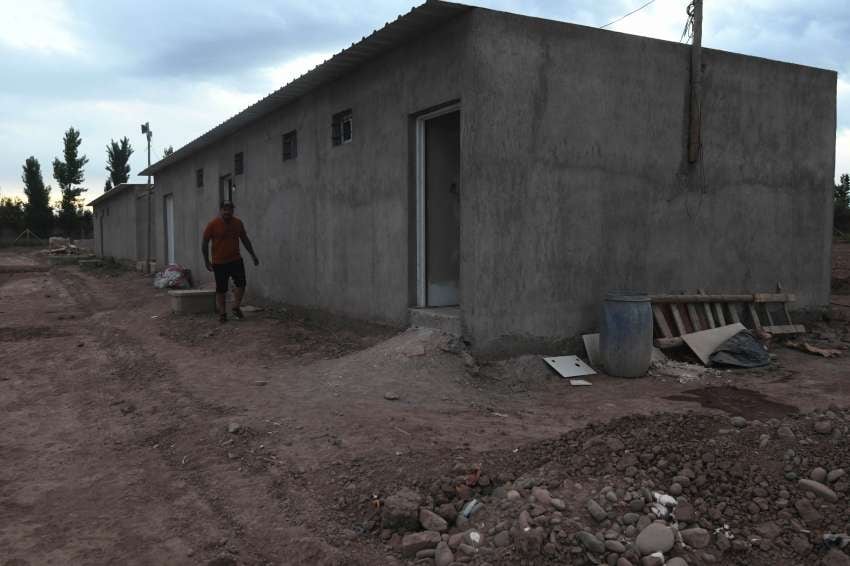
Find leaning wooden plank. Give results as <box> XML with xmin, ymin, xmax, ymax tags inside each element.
<box><xmin>651</xmin><ymin>293</ymin><xmax>795</xmax><ymax>304</ymax></box>
<box><xmin>777</xmin><ymin>282</ymin><xmax>794</xmax><ymax>325</ymax></box>
<box><xmin>753</xmin><ymin>293</ymin><xmax>796</xmax><ymax>303</ymax></box>
<box><xmin>728</xmin><ymin>304</ymin><xmax>741</xmax><ymax>323</ymax></box>
<box><xmin>655</xmin><ymin>336</ymin><xmax>685</xmax><ymax>348</ymax></box>
<box><xmin>765</xmin><ymin>304</ymin><xmax>776</xmax><ymax>326</ymax></box>
<box><xmin>782</xmin><ymin>301</ymin><xmax>794</xmax><ymax>325</ymax></box>
<box><xmin>686</xmin><ymin>303</ymin><xmax>702</xmax><ymax>331</ymax></box>
<box><xmin>651</xmin><ymin>294</ymin><xmax>754</xmax><ymax>303</ymax></box>
<box><xmin>652</xmin><ymin>305</ymin><xmax>673</xmax><ymax>338</ymax></box>
<box><xmin>703</xmin><ymin>304</ymin><xmax>716</xmax><ymax>328</ymax></box>
<box><xmin>748</xmin><ymin>303</ymin><xmax>763</xmax><ymax>331</ymax></box>
<box><xmin>670</xmin><ymin>304</ymin><xmax>687</xmax><ymax>336</ymax></box>
<box><xmin>698</xmin><ymin>289</ymin><xmax>716</xmax><ymax>328</ymax></box>
<box><xmin>714</xmin><ymin>303</ymin><xmax>727</xmax><ymax>326</ymax></box>
<box><xmin>763</xmin><ymin>324</ymin><xmax>807</xmax><ymax>335</ymax></box>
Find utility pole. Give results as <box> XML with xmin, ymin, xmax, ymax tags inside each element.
<box><xmin>688</xmin><ymin>0</ymin><xmax>703</xmax><ymax>163</ymax></box>
<box><xmin>141</xmin><ymin>122</ymin><xmax>153</xmax><ymax>273</ymax></box>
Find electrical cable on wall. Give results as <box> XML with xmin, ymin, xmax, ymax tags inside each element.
<box><xmin>600</xmin><ymin>0</ymin><xmax>657</xmax><ymax>29</ymax></box>
<box><xmin>682</xmin><ymin>0</ymin><xmax>707</xmax><ymax>220</ymax></box>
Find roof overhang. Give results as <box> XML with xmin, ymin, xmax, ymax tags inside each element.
<box><xmin>87</xmin><ymin>183</ymin><xmax>151</xmax><ymax>207</ymax></box>
<box><xmin>139</xmin><ymin>0</ymin><xmax>472</xmax><ymax>177</ymax></box>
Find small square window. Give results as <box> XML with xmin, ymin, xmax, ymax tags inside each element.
<box><xmin>234</xmin><ymin>152</ymin><xmax>244</xmax><ymax>175</ymax></box>
<box><xmin>282</xmin><ymin>130</ymin><xmax>297</xmax><ymax>161</ymax></box>
<box><xmin>196</xmin><ymin>168</ymin><xmax>204</xmax><ymax>188</ymax></box>
<box><xmin>332</xmin><ymin>110</ymin><xmax>352</xmax><ymax>146</ymax></box>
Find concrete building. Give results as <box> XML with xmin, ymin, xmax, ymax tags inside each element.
<box><xmin>88</xmin><ymin>183</ymin><xmax>151</xmax><ymax>265</ymax></box>
<box><xmin>140</xmin><ymin>1</ymin><xmax>837</xmax><ymax>351</ymax></box>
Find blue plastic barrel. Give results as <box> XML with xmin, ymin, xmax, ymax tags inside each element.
<box><xmin>599</xmin><ymin>291</ymin><xmax>652</xmax><ymax>378</ymax></box>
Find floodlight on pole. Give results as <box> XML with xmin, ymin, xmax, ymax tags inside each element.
<box><xmin>142</xmin><ymin>122</ymin><xmax>153</xmax><ymax>273</ymax></box>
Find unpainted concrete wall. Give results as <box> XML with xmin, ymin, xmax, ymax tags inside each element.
<box><xmin>148</xmin><ymin>7</ymin><xmax>836</xmax><ymax>352</ymax></box>
<box><xmin>93</xmin><ymin>187</ymin><xmax>146</xmax><ymax>262</ymax></box>
<box><xmin>460</xmin><ymin>9</ymin><xmax>836</xmax><ymax>351</ymax></box>
<box><xmin>151</xmin><ymin>15</ymin><xmax>472</xmax><ymax>321</ymax></box>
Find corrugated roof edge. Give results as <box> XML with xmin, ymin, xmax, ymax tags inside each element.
<box><xmin>139</xmin><ymin>0</ymin><xmax>472</xmax><ymax>177</ymax></box>
<box><xmin>87</xmin><ymin>183</ymin><xmax>151</xmax><ymax>207</ymax></box>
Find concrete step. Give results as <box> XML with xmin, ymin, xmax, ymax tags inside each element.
<box><xmin>409</xmin><ymin>307</ymin><xmax>461</xmax><ymax>336</ymax></box>
<box><xmin>169</xmin><ymin>289</ymin><xmax>216</xmax><ymax>314</ymax></box>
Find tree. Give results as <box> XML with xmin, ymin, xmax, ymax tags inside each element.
<box><xmin>162</xmin><ymin>145</ymin><xmax>174</xmax><ymax>158</ymax></box>
<box><xmin>835</xmin><ymin>174</ymin><xmax>850</xmax><ymax>234</ymax></box>
<box><xmin>105</xmin><ymin>136</ymin><xmax>133</xmax><ymax>189</ymax></box>
<box><xmin>0</xmin><ymin>196</ymin><xmax>25</xmax><ymax>237</ymax></box>
<box><xmin>52</xmin><ymin>127</ymin><xmax>89</xmax><ymax>236</ymax></box>
<box><xmin>104</xmin><ymin>179</ymin><xmax>113</xmax><ymax>192</ymax></box>
<box><xmin>835</xmin><ymin>173</ymin><xmax>850</xmax><ymax>209</ymax></box>
<box><xmin>21</xmin><ymin>156</ymin><xmax>53</xmax><ymax>237</ymax></box>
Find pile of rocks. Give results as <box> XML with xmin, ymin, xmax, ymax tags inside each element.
<box><xmin>373</xmin><ymin>408</ymin><xmax>850</xmax><ymax>565</ymax></box>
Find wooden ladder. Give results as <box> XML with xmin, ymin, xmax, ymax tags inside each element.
<box><xmin>650</xmin><ymin>284</ymin><xmax>805</xmax><ymax>349</ymax></box>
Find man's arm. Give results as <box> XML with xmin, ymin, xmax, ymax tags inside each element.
<box><xmin>239</xmin><ymin>233</ymin><xmax>259</xmax><ymax>266</ymax></box>
<box><xmin>201</xmin><ymin>238</ymin><xmax>212</xmax><ymax>271</ymax></box>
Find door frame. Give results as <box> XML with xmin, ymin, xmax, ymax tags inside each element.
<box><xmin>99</xmin><ymin>212</ymin><xmax>104</xmax><ymax>257</ymax></box>
<box><xmin>415</xmin><ymin>103</ymin><xmax>460</xmax><ymax>308</ymax></box>
<box><xmin>163</xmin><ymin>193</ymin><xmax>175</xmax><ymax>265</ymax></box>
<box><xmin>219</xmin><ymin>174</ymin><xmax>233</xmax><ymax>205</ymax></box>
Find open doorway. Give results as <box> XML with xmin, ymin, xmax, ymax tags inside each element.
<box><xmin>98</xmin><ymin>212</ymin><xmax>104</xmax><ymax>257</ymax></box>
<box><xmin>163</xmin><ymin>194</ymin><xmax>175</xmax><ymax>265</ymax></box>
<box><xmin>219</xmin><ymin>174</ymin><xmax>233</xmax><ymax>205</ymax></box>
<box><xmin>415</xmin><ymin>105</ymin><xmax>460</xmax><ymax>307</ymax></box>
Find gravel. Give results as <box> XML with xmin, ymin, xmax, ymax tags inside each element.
<box><xmin>371</xmin><ymin>407</ymin><xmax>850</xmax><ymax>565</ymax></box>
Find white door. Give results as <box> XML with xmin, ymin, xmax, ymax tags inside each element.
<box><xmin>164</xmin><ymin>194</ymin><xmax>175</xmax><ymax>265</ymax></box>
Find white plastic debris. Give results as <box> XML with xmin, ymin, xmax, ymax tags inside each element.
<box><xmin>153</xmin><ymin>264</ymin><xmax>192</xmax><ymax>289</ymax></box>
<box><xmin>651</xmin><ymin>491</ymin><xmax>677</xmax><ymax>519</ymax></box>
<box><xmin>653</xmin><ymin>492</ymin><xmax>677</xmax><ymax>506</ymax></box>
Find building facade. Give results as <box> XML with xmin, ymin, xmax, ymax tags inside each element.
<box><xmin>88</xmin><ymin>183</ymin><xmax>151</xmax><ymax>265</ymax></box>
<box><xmin>141</xmin><ymin>1</ymin><xmax>837</xmax><ymax>351</ymax></box>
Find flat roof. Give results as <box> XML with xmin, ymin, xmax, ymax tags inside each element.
<box><xmin>139</xmin><ymin>0</ymin><xmax>471</xmax><ymax>177</ymax></box>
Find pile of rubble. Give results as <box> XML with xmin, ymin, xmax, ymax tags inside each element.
<box><xmin>372</xmin><ymin>408</ymin><xmax>849</xmax><ymax>565</ymax></box>
<box><xmin>43</xmin><ymin>237</ymin><xmax>92</xmax><ymax>256</ymax></box>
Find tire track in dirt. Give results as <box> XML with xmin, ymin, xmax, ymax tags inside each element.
<box><xmin>53</xmin><ymin>266</ymin><xmax>360</xmax><ymax>565</ymax></box>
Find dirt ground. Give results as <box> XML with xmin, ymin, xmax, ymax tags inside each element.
<box><xmin>2</xmin><ymin>247</ymin><xmax>850</xmax><ymax>566</ymax></box>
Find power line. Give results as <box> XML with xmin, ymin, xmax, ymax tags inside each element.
<box><xmin>600</xmin><ymin>0</ymin><xmax>657</xmax><ymax>29</ymax></box>
<box><xmin>679</xmin><ymin>15</ymin><xmax>692</xmax><ymax>42</ymax></box>
<box><xmin>680</xmin><ymin>1</ymin><xmax>696</xmax><ymax>42</ymax></box>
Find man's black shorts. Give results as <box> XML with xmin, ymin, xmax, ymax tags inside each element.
<box><xmin>212</xmin><ymin>258</ymin><xmax>246</xmax><ymax>293</ymax></box>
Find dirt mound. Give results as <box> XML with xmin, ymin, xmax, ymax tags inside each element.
<box><xmin>369</xmin><ymin>408</ymin><xmax>850</xmax><ymax>565</ymax></box>
<box><xmin>157</xmin><ymin>303</ymin><xmax>399</xmax><ymax>363</ymax></box>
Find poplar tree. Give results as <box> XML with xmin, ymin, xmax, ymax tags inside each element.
<box><xmin>21</xmin><ymin>156</ymin><xmax>53</xmax><ymax>236</ymax></box>
<box><xmin>105</xmin><ymin>136</ymin><xmax>133</xmax><ymax>189</ymax></box>
<box><xmin>52</xmin><ymin>127</ymin><xmax>89</xmax><ymax>236</ymax></box>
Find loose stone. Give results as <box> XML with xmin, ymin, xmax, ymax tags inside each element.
<box><xmin>635</xmin><ymin>522</ymin><xmax>675</xmax><ymax>555</ymax></box>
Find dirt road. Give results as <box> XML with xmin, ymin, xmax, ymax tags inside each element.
<box><xmin>1</xmin><ymin>247</ymin><xmax>849</xmax><ymax>565</ymax></box>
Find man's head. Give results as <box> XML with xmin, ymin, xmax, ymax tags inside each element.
<box><xmin>219</xmin><ymin>201</ymin><xmax>234</xmax><ymax>220</ymax></box>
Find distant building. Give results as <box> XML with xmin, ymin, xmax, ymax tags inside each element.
<box><xmin>88</xmin><ymin>183</ymin><xmax>150</xmax><ymax>264</ymax></box>
<box><xmin>138</xmin><ymin>0</ymin><xmax>836</xmax><ymax>351</ymax></box>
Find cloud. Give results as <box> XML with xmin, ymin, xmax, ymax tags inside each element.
<box><xmin>0</xmin><ymin>0</ymin><xmax>84</xmax><ymax>56</ymax></box>
<box><xmin>1</xmin><ymin>0</ymin><xmax>848</xmax><ymax>199</ymax></box>
<box><xmin>260</xmin><ymin>52</ymin><xmax>334</xmax><ymax>88</ymax></box>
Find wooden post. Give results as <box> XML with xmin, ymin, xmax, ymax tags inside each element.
<box><xmin>688</xmin><ymin>0</ymin><xmax>703</xmax><ymax>163</ymax></box>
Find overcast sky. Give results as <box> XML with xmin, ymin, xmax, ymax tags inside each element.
<box><xmin>0</xmin><ymin>0</ymin><xmax>847</xmax><ymax>204</ymax></box>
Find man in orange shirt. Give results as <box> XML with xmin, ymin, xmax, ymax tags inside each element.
<box><xmin>202</xmin><ymin>201</ymin><xmax>260</xmax><ymax>322</ymax></box>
